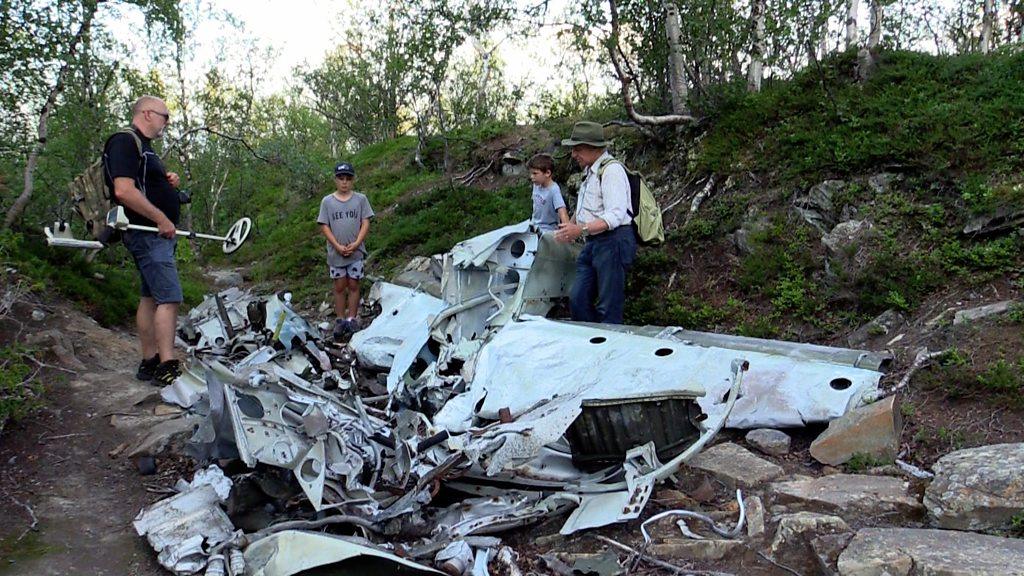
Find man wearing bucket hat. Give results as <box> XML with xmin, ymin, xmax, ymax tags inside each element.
<box><xmin>554</xmin><ymin>121</ymin><xmax>636</xmax><ymax>324</ymax></box>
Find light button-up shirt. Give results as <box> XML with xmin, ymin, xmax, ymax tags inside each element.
<box><xmin>575</xmin><ymin>151</ymin><xmax>631</xmax><ymax>231</ymax></box>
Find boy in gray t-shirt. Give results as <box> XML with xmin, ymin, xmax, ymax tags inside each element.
<box><xmin>527</xmin><ymin>154</ymin><xmax>568</xmax><ymax>232</ymax></box>
<box><xmin>317</xmin><ymin>162</ymin><xmax>375</xmax><ymax>337</ymax></box>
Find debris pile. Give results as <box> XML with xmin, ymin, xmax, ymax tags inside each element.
<box><xmin>134</xmin><ymin>222</ymin><xmax>891</xmax><ymax>575</ymax></box>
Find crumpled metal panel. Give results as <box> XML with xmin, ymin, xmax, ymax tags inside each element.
<box><xmin>351</xmin><ymin>283</ymin><xmax>445</xmax><ymax>371</ymax></box>
<box><xmin>244</xmin><ymin>530</ymin><xmax>443</xmax><ymax>576</ymax></box>
<box><xmin>133</xmin><ymin>483</ymin><xmax>234</xmax><ymax>575</ymax></box>
<box><xmin>463</xmin><ymin>317</ymin><xmax>881</xmax><ymax>429</ymax></box>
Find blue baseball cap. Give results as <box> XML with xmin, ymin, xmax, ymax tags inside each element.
<box><xmin>334</xmin><ymin>162</ymin><xmax>355</xmax><ymax>177</ymax></box>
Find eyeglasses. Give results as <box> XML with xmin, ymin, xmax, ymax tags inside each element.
<box><xmin>146</xmin><ymin>109</ymin><xmax>170</xmax><ymax>121</ymax></box>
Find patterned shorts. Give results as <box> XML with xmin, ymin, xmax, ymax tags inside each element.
<box><xmin>329</xmin><ymin>260</ymin><xmax>364</xmax><ymax>280</ymax></box>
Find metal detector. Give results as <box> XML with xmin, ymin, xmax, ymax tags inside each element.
<box><xmin>105</xmin><ymin>206</ymin><xmax>253</xmax><ymax>254</ymax></box>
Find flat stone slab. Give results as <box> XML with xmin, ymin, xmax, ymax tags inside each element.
<box><xmin>954</xmin><ymin>300</ymin><xmax>1016</xmax><ymax>325</ymax></box>
<box><xmin>689</xmin><ymin>442</ymin><xmax>784</xmax><ymax>488</ymax></box>
<box><xmin>810</xmin><ymin>396</ymin><xmax>900</xmax><ymax>466</ymax></box>
<box><xmin>771</xmin><ymin>474</ymin><xmax>923</xmax><ymax>518</ymax></box>
<box><xmin>924</xmin><ymin>442</ymin><xmax>1024</xmax><ymax>531</ymax></box>
<box><xmin>838</xmin><ymin>527</ymin><xmax>1024</xmax><ymax>576</ymax></box>
<box><xmin>650</xmin><ymin>539</ymin><xmax>744</xmax><ymax>562</ymax></box>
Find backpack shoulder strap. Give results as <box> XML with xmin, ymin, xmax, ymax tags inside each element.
<box><xmin>595</xmin><ymin>157</ymin><xmax>621</xmax><ymax>178</ymax></box>
<box><xmin>103</xmin><ymin>127</ymin><xmax>146</xmax><ymax>195</ymax></box>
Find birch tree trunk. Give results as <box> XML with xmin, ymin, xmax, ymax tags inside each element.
<box><xmin>867</xmin><ymin>0</ymin><xmax>883</xmax><ymax>49</ymax></box>
<box><xmin>980</xmin><ymin>0</ymin><xmax>996</xmax><ymax>53</ymax></box>
<box><xmin>664</xmin><ymin>2</ymin><xmax>689</xmax><ymax>114</ymax></box>
<box><xmin>845</xmin><ymin>0</ymin><xmax>859</xmax><ymax>49</ymax></box>
<box><xmin>747</xmin><ymin>0</ymin><xmax>766</xmax><ymax>93</ymax></box>
<box><xmin>3</xmin><ymin>2</ymin><xmax>100</xmax><ymax>229</ymax></box>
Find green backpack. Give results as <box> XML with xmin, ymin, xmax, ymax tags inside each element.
<box><xmin>69</xmin><ymin>127</ymin><xmax>143</xmax><ymax>242</ymax></box>
<box><xmin>596</xmin><ymin>158</ymin><xmax>665</xmax><ymax>246</ymax></box>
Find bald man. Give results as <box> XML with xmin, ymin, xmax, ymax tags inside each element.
<box><xmin>104</xmin><ymin>95</ymin><xmax>183</xmax><ymax>385</ymax></box>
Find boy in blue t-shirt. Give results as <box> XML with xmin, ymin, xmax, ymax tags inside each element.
<box><xmin>527</xmin><ymin>154</ymin><xmax>568</xmax><ymax>232</ymax></box>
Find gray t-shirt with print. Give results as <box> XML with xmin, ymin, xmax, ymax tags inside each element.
<box><xmin>317</xmin><ymin>192</ymin><xmax>375</xmax><ymax>267</ymax></box>
<box><xmin>531</xmin><ymin>182</ymin><xmax>566</xmax><ymax>232</ymax></box>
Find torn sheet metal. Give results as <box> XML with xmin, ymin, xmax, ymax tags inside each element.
<box><xmin>133</xmin><ymin>483</ymin><xmax>234</xmax><ymax>575</ymax></box>
<box><xmin>244</xmin><ymin>530</ymin><xmax>444</xmax><ymax>576</ymax></box>
<box><xmin>351</xmin><ymin>283</ymin><xmax>445</xmax><ymax>371</ymax></box>
<box><xmin>461</xmin><ymin>317</ymin><xmax>881</xmax><ymax>429</ymax></box>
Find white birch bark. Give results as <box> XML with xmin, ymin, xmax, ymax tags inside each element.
<box><xmin>747</xmin><ymin>0</ymin><xmax>766</xmax><ymax>92</ymax></box>
<box><xmin>845</xmin><ymin>0</ymin><xmax>859</xmax><ymax>48</ymax></box>
<box><xmin>867</xmin><ymin>0</ymin><xmax>883</xmax><ymax>49</ymax></box>
<box><xmin>980</xmin><ymin>0</ymin><xmax>996</xmax><ymax>53</ymax></box>
<box><xmin>664</xmin><ymin>2</ymin><xmax>689</xmax><ymax>114</ymax></box>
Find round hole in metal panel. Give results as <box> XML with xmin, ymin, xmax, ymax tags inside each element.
<box><xmin>503</xmin><ymin>269</ymin><xmax>520</xmax><ymax>295</ymax></box>
<box><xmin>654</xmin><ymin>348</ymin><xmax>674</xmax><ymax>357</ymax></box>
<box><xmin>300</xmin><ymin>459</ymin><xmax>322</xmax><ymax>482</ymax></box>
<box><xmin>589</xmin><ymin>336</ymin><xmax>607</xmax><ymax>344</ymax></box>
<box><xmin>236</xmin><ymin>393</ymin><xmax>265</xmax><ymax>418</ymax></box>
<box><xmin>829</xmin><ymin>377</ymin><xmax>853</xmax><ymax>391</ymax></box>
<box><xmin>509</xmin><ymin>239</ymin><xmax>526</xmax><ymax>258</ymax></box>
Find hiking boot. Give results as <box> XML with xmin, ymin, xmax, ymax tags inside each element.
<box><xmin>136</xmin><ymin>354</ymin><xmax>160</xmax><ymax>381</ymax></box>
<box><xmin>152</xmin><ymin>359</ymin><xmax>181</xmax><ymax>386</ymax></box>
<box><xmin>332</xmin><ymin>318</ymin><xmax>352</xmax><ymax>340</ymax></box>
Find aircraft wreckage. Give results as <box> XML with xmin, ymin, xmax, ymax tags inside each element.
<box><xmin>137</xmin><ymin>221</ymin><xmax>890</xmax><ymax>575</ymax></box>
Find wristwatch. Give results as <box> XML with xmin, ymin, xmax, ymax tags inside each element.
<box><xmin>580</xmin><ymin>222</ymin><xmax>590</xmax><ymax>238</ymax></box>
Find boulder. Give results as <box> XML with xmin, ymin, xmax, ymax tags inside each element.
<box><xmin>809</xmin><ymin>396</ymin><xmax>901</xmax><ymax>466</ymax></box>
<box><xmin>822</xmin><ymin>220</ymin><xmax>879</xmax><ymax>284</ymax></box>
<box><xmin>811</xmin><ymin>533</ymin><xmax>855</xmax><ymax>574</ymax></box>
<box><xmin>837</xmin><ymin>527</ymin><xmax>1024</xmax><ymax>576</ymax></box>
<box><xmin>953</xmin><ymin>300</ymin><xmax>1016</xmax><ymax>325</ymax></box>
<box><xmin>867</xmin><ymin>172</ymin><xmax>898</xmax><ymax>196</ymax></box>
<box><xmin>923</xmin><ymin>443</ymin><xmax>1024</xmax><ymax>531</ymax></box>
<box><xmin>689</xmin><ymin>442</ymin><xmax>784</xmax><ymax>489</ymax></box>
<box><xmin>731</xmin><ymin>215</ymin><xmax>770</xmax><ymax>256</ymax></box>
<box><xmin>745</xmin><ymin>429</ymin><xmax>791</xmax><ymax>456</ymax></box>
<box><xmin>771</xmin><ymin>474</ymin><xmax>923</xmax><ymax>519</ymax></box>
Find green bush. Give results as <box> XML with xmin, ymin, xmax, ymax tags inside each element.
<box><xmin>0</xmin><ymin>345</ymin><xmax>42</xmax><ymax>432</ymax></box>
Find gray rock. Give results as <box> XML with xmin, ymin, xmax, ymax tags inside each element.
<box><xmin>867</xmin><ymin>172</ymin><xmax>898</xmax><ymax>196</ymax></box>
<box><xmin>745</xmin><ymin>428</ymin><xmax>791</xmax><ymax>456</ymax></box>
<box><xmin>126</xmin><ymin>416</ymin><xmax>199</xmax><ymax>457</ymax></box>
<box><xmin>809</xmin><ymin>396</ymin><xmax>901</xmax><ymax>466</ymax></box>
<box><xmin>771</xmin><ymin>474</ymin><xmax>923</xmax><ymax>518</ymax></box>
<box><xmin>837</xmin><ymin>527</ymin><xmax>1024</xmax><ymax>576</ymax></box>
<box><xmin>732</xmin><ymin>215</ymin><xmax>769</xmax><ymax>256</ymax></box>
<box><xmin>744</xmin><ymin>495</ymin><xmax>766</xmax><ymax>538</ymax></box>
<box><xmin>31</xmin><ymin>309</ymin><xmax>46</xmax><ymax>321</ymax></box>
<box><xmin>793</xmin><ymin>180</ymin><xmax>845</xmax><ymax>233</ymax></box>
<box><xmin>811</xmin><ymin>533</ymin><xmax>855</xmax><ymax>574</ymax></box>
<box><xmin>770</xmin><ymin>512</ymin><xmax>849</xmax><ymax>555</ymax></box>
<box><xmin>207</xmin><ymin>269</ymin><xmax>244</xmax><ymax>287</ymax></box>
<box><xmin>650</xmin><ymin>539</ymin><xmax>744</xmax><ymax>562</ymax></box>
<box><xmin>846</xmin><ymin>309</ymin><xmax>906</xmax><ymax>348</ymax></box>
<box><xmin>392</xmin><ymin>255</ymin><xmax>443</xmax><ymax>298</ymax></box>
<box><xmin>822</xmin><ymin>220</ymin><xmax>880</xmax><ymax>285</ymax></box>
<box><xmin>689</xmin><ymin>442</ymin><xmax>784</xmax><ymax>489</ymax></box>
<box><xmin>924</xmin><ymin>443</ymin><xmax>1024</xmax><ymax>531</ymax></box>
<box><xmin>953</xmin><ymin>300</ymin><xmax>1016</xmax><ymax>325</ymax></box>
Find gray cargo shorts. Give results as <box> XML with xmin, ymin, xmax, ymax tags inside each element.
<box><xmin>123</xmin><ymin>230</ymin><xmax>183</xmax><ymax>304</ymax></box>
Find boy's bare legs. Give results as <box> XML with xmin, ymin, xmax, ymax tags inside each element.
<box><xmin>154</xmin><ymin>303</ymin><xmax>179</xmax><ymax>362</ymax></box>
<box><xmin>345</xmin><ymin>277</ymin><xmax>360</xmax><ymax>321</ymax></box>
<box><xmin>137</xmin><ymin>297</ymin><xmax>158</xmax><ymax>359</ymax></box>
<box><xmin>332</xmin><ymin>277</ymin><xmax>347</xmax><ymax>318</ymax></box>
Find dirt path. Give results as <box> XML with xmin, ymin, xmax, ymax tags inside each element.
<box><xmin>0</xmin><ymin>302</ymin><xmax>173</xmax><ymax>575</ymax></box>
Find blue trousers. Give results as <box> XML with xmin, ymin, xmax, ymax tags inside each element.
<box><xmin>570</xmin><ymin>225</ymin><xmax>637</xmax><ymax>324</ymax></box>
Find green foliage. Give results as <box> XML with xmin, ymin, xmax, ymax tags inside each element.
<box><xmin>0</xmin><ymin>344</ymin><xmax>41</xmax><ymax>430</ymax></box>
<box><xmin>919</xmin><ymin>349</ymin><xmax>1024</xmax><ymax>408</ymax></box>
<box><xmin>0</xmin><ymin>231</ymin><xmax>202</xmax><ymax>325</ymax></box>
<box><xmin>1011</xmin><ymin>513</ymin><xmax>1024</xmax><ymax>538</ymax></box>
<box><xmin>844</xmin><ymin>452</ymin><xmax>889</xmax><ymax>472</ymax></box>
<box><xmin>700</xmin><ymin>50</ymin><xmax>1024</xmax><ymax>185</ymax></box>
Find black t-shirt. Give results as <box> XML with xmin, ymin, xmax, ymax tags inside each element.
<box><xmin>104</xmin><ymin>127</ymin><xmax>179</xmax><ymax>226</ymax></box>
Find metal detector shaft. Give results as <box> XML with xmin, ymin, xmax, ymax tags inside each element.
<box><xmin>123</xmin><ymin>222</ymin><xmax>228</xmax><ymax>242</ymax></box>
